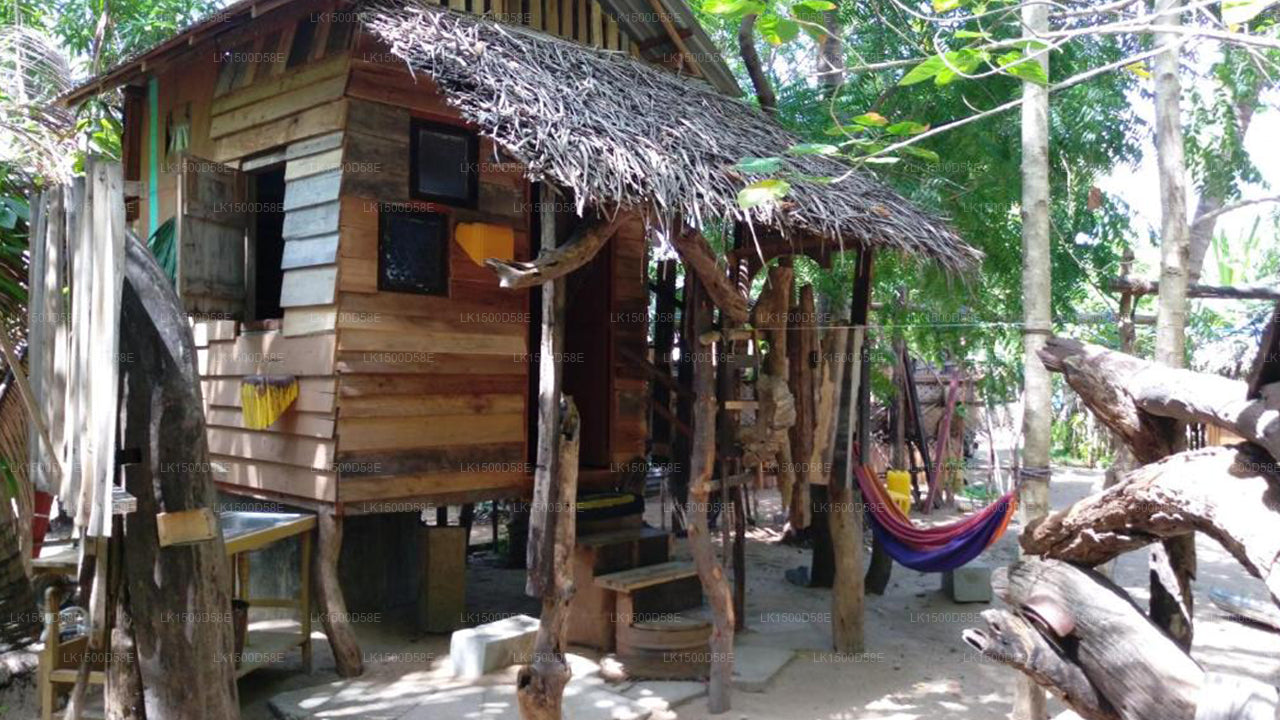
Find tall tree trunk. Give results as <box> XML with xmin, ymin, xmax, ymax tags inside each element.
<box><xmin>817</xmin><ymin>1</ymin><xmax>844</xmax><ymax>97</ymax></box>
<box><xmin>1187</xmin><ymin>97</ymin><xmax>1257</xmax><ymax>283</ymax></box>
<box><xmin>1150</xmin><ymin>0</ymin><xmax>1194</xmax><ymax>651</ymax></box>
<box><xmin>738</xmin><ymin>15</ymin><xmax>777</xmax><ymax>115</ymax></box>
<box><xmin>687</xmin><ymin>281</ymin><xmax>735</xmax><ymax>714</ymax></box>
<box><xmin>1015</xmin><ymin>3</ymin><xmax>1051</xmax><ymax>717</ymax></box>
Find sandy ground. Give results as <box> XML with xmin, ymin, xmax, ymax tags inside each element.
<box><xmin>11</xmin><ymin>460</ymin><xmax>1280</xmax><ymax>720</ymax></box>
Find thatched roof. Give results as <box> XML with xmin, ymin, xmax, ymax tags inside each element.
<box><xmin>360</xmin><ymin>1</ymin><xmax>981</xmax><ymax>271</ymax></box>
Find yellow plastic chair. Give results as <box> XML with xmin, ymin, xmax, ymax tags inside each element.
<box><xmin>885</xmin><ymin>470</ymin><xmax>913</xmax><ymax>517</ymax></box>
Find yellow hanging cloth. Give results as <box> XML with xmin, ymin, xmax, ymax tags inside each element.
<box><xmin>240</xmin><ymin>375</ymin><xmax>299</xmax><ymax>430</ymax></box>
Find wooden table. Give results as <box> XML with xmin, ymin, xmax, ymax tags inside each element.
<box><xmin>37</xmin><ymin>511</ymin><xmax>317</xmax><ymax>718</ymax></box>
<box><xmin>222</xmin><ymin>511</ymin><xmax>316</xmax><ymax>677</ymax></box>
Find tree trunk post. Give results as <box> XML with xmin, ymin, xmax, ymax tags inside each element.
<box><xmin>517</xmin><ymin>399</ymin><xmax>580</xmax><ymax>720</ymax></box>
<box><xmin>786</xmin><ymin>285</ymin><xmax>817</xmax><ymax>536</ymax></box>
<box><xmin>686</xmin><ymin>278</ymin><xmax>735</xmax><ymax>714</ymax></box>
<box><xmin>313</xmin><ymin>507</ymin><xmax>364</xmax><ymax>677</ymax></box>
<box><xmin>1016</xmin><ymin>0</ymin><xmax>1051</xmax><ymax>716</ymax></box>
<box><xmin>1150</xmin><ymin>0</ymin><xmax>1195</xmax><ymax>651</ymax></box>
<box><xmin>831</xmin><ymin>249</ymin><xmax>872</xmax><ymax>652</ymax></box>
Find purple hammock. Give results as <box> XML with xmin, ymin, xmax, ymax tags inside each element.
<box><xmin>855</xmin><ymin>465</ymin><xmax>1018</xmax><ymax>573</ymax></box>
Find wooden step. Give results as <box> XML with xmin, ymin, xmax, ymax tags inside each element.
<box><xmin>577</xmin><ymin>526</ymin><xmax>669</xmax><ymax>549</ymax></box>
<box><xmin>618</xmin><ymin>615</ymin><xmax>711</xmax><ymax>653</ymax></box>
<box><xmin>595</xmin><ymin>561</ymin><xmax>697</xmax><ymax>593</ymax></box>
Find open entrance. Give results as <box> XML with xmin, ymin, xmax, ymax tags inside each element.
<box><xmin>248</xmin><ymin>166</ymin><xmax>286</xmax><ymax>320</ymax></box>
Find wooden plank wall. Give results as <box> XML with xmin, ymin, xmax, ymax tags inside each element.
<box><xmin>333</xmin><ymin>77</ymin><xmax>535</xmax><ymax>504</ymax></box>
<box><xmin>611</xmin><ymin>216</ymin><xmax>650</xmax><ymax>467</ymax></box>
<box><xmin>194</xmin><ymin>320</ymin><xmax>340</xmax><ymax>502</ymax></box>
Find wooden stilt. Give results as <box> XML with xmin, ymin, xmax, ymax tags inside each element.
<box><xmin>313</xmin><ymin>507</ymin><xmax>363</xmax><ymax>677</ymax></box>
<box><xmin>686</xmin><ymin>278</ymin><xmax>735</xmax><ymax>714</ymax></box>
<box><xmin>517</xmin><ymin>398</ymin><xmax>581</xmax><ymax>720</ymax></box>
<box><xmin>830</xmin><ymin>249</ymin><xmax>872</xmax><ymax>653</ymax></box>
<box><xmin>517</xmin><ymin>185</ymin><xmax>580</xmax><ymax>720</ymax></box>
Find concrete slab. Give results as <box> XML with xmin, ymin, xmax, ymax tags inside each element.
<box><xmin>397</xmin><ymin>686</ymin><xmax>489</xmax><ymax>720</ymax></box>
<box><xmin>268</xmin><ymin>677</ymin><xmax>430</xmax><ymax>720</ymax></box>
<box><xmin>732</xmin><ymin>645</ymin><xmax>795</xmax><ymax>692</ymax></box>
<box><xmin>450</xmin><ymin>614</ymin><xmax>540</xmax><ymax>679</ymax></box>
<box><xmin>623</xmin><ymin>681</ymin><xmax>707</xmax><ymax>711</ymax></box>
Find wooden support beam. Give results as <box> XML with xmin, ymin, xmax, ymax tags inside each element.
<box><xmin>686</xmin><ymin>280</ymin><xmax>735</xmax><ymax>714</ymax></box>
<box><xmin>314</xmin><ymin>507</ymin><xmax>364</xmax><ymax>677</ymax></box>
<box><xmin>1108</xmin><ymin>276</ymin><xmax>1280</xmax><ymax>301</ymax></box>
<box><xmin>487</xmin><ymin>213</ymin><xmax>621</xmax><ymax>290</ymax></box>
<box><xmin>670</xmin><ymin>228</ymin><xmax>749</xmax><ymax>325</ymax></box>
<box><xmin>830</xmin><ymin>249</ymin><xmax>871</xmax><ymax>653</ymax></box>
<box><xmin>517</xmin><ymin>399</ymin><xmax>580</xmax><ymax>720</ymax></box>
<box><xmin>527</xmin><ymin>183</ymin><xmax>568</xmax><ymax>596</ymax></box>
<box><xmin>785</xmin><ymin>285</ymin><xmax>817</xmax><ymax>534</ymax></box>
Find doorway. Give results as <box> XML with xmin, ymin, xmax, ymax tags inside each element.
<box><xmin>248</xmin><ymin>167</ymin><xmax>286</xmax><ymax>320</ymax></box>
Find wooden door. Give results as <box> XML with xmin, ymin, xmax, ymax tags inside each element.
<box><xmin>176</xmin><ymin>154</ymin><xmax>247</xmax><ymax>317</ymax></box>
<box><xmin>563</xmin><ymin>240</ymin><xmax>614</xmax><ymax>468</ymax></box>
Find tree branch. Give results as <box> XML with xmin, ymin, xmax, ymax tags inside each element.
<box><xmin>738</xmin><ymin>15</ymin><xmax>777</xmax><ymax>116</ymax></box>
<box><xmin>486</xmin><ymin>214</ymin><xmax>622</xmax><ymax>289</ymax></box>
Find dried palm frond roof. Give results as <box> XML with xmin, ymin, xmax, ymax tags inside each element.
<box><xmin>359</xmin><ymin>0</ymin><xmax>981</xmax><ymax>271</ymax></box>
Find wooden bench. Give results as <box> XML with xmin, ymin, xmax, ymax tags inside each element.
<box><xmin>594</xmin><ymin>561</ymin><xmax>697</xmax><ymax>593</ymax></box>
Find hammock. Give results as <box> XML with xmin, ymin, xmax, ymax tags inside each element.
<box><xmin>855</xmin><ymin>464</ymin><xmax>1017</xmax><ymax>573</ymax></box>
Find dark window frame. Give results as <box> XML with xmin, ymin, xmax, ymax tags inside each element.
<box><xmin>409</xmin><ymin>118</ymin><xmax>480</xmax><ymax>208</ymax></box>
<box><xmin>377</xmin><ymin>206</ymin><xmax>451</xmax><ymax>297</ymax></box>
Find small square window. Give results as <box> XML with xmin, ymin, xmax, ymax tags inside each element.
<box><xmin>410</xmin><ymin>120</ymin><xmax>479</xmax><ymax>206</ymax></box>
<box><xmin>379</xmin><ymin>208</ymin><xmax>450</xmax><ymax>296</ymax></box>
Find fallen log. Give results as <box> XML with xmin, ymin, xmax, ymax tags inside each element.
<box><xmin>992</xmin><ymin>559</ymin><xmax>1204</xmax><ymax>720</ymax></box>
<box><xmin>1022</xmin><ymin>444</ymin><xmax>1280</xmax><ymax>605</ymax></box>
<box><xmin>1038</xmin><ymin>337</ymin><xmax>1280</xmax><ymax>462</ymax></box>
<box><xmin>962</xmin><ymin>609</ymin><xmax>1119</xmax><ymax>720</ymax></box>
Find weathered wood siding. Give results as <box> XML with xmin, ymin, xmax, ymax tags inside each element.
<box><xmin>124</xmin><ymin>0</ymin><xmax>656</xmax><ymax>505</ymax></box>
<box><xmin>611</xmin><ymin>215</ymin><xmax>650</xmax><ymax>467</ymax></box>
<box><xmin>332</xmin><ymin>85</ymin><xmax>534</xmax><ymax>505</ymax></box>
<box><xmin>194</xmin><ymin>320</ymin><xmax>339</xmax><ymax>502</ymax></box>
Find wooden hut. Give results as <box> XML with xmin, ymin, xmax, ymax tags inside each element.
<box><xmin>61</xmin><ymin>0</ymin><xmax>979</xmax><ymax>666</ymax></box>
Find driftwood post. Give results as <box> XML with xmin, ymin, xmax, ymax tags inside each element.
<box><xmin>517</xmin><ymin>399</ymin><xmax>580</xmax><ymax>720</ymax></box>
<box><xmin>515</xmin><ymin>186</ymin><xmax>582</xmax><ymax>719</ymax></box>
<box><xmin>686</xmin><ymin>278</ymin><xmax>735</xmax><ymax>714</ymax></box>
<box><xmin>830</xmin><ymin>248</ymin><xmax>872</xmax><ymax>652</ymax></box>
<box><xmin>313</xmin><ymin>507</ymin><xmax>363</xmax><ymax>677</ymax></box>
<box><xmin>786</xmin><ymin>285</ymin><xmax>817</xmax><ymax>536</ymax></box>
<box><xmin>750</xmin><ymin>260</ymin><xmax>794</xmax><ymax>515</ymax></box>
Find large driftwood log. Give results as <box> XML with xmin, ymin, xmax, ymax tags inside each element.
<box><xmin>1039</xmin><ymin>337</ymin><xmax>1280</xmax><ymax>462</ymax></box>
<box><xmin>1022</xmin><ymin>444</ymin><xmax>1280</xmax><ymax>605</ymax></box>
<box><xmin>963</xmin><ymin>609</ymin><xmax>1119</xmax><ymax>720</ymax></box>
<box><xmin>670</xmin><ymin>228</ymin><xmax>750</xmax><ymax>325</ymax></box>
<box><xmin>486</xmin><ymin>214</ymin><xmax>621</xmax><ymax>289</ymax></box>
<box><xmin>113</xmin><ymin>236</ymin><xmax>240</xmax><ymax>717</ymax></box>
<box><xmin>988</xmin><ymin>559</ymin><xmax>1204</xmax><ymax>720</ymax></box>
<box><xmin>1036</xmin><ymin>338</ymin><xmax>1179</xmax><ymax>464</ymax></box>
